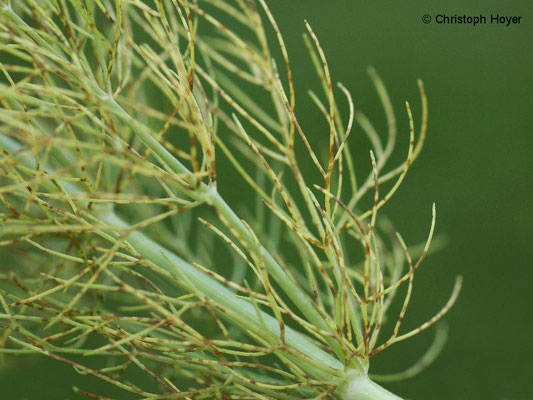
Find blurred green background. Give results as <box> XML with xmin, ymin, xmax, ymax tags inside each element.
<box><xmin>1</xmin><ymin>1</ymin><xmax>532</xmax><ymax>399</ymax></box>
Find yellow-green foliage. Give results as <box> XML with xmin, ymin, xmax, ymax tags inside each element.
<box><xmin>0</xmin><ymin>1</ymin><xmax>461</xmax><ymax>398</ymax></box>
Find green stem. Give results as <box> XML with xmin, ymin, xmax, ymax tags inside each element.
<box><xmin>102</xmin><ymin>208</ymin><xmax>400</xmax><ymax>400</ymax></box>
<box><xmin>97</xmin><ymin>208</ymin><xmax>344</xmax><ymax>380</ymax></box>
<box><xmin>339</xmin><ymin>370</ymin><xmax>403</xmax><ymax>400</ymax></box>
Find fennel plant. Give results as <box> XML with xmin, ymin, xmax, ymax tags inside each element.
<box><xmin>0</xmin><ymin>1</ymin><xmax>461</xmax><ymax>399</ymax></box>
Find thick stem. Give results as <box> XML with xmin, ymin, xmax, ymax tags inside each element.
<box><xmin>338</xmin><ymin>370</ymin><xmax>403</xmax><ymax>400</ymax></box>
<box><xmin>99</xmin><ymin>208</ymin><xmax>344</xmax><ymax>381</ymax></box>
<box><xmin>103</xmin><ymin>209</ymin><xmax>402</xmax><ymax>399</ymax></box>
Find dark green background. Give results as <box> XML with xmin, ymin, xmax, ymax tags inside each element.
<box><xmin>1</xmin><ymin>1</ymin><xmax>532</xmax><ymax>399</ymax></box>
